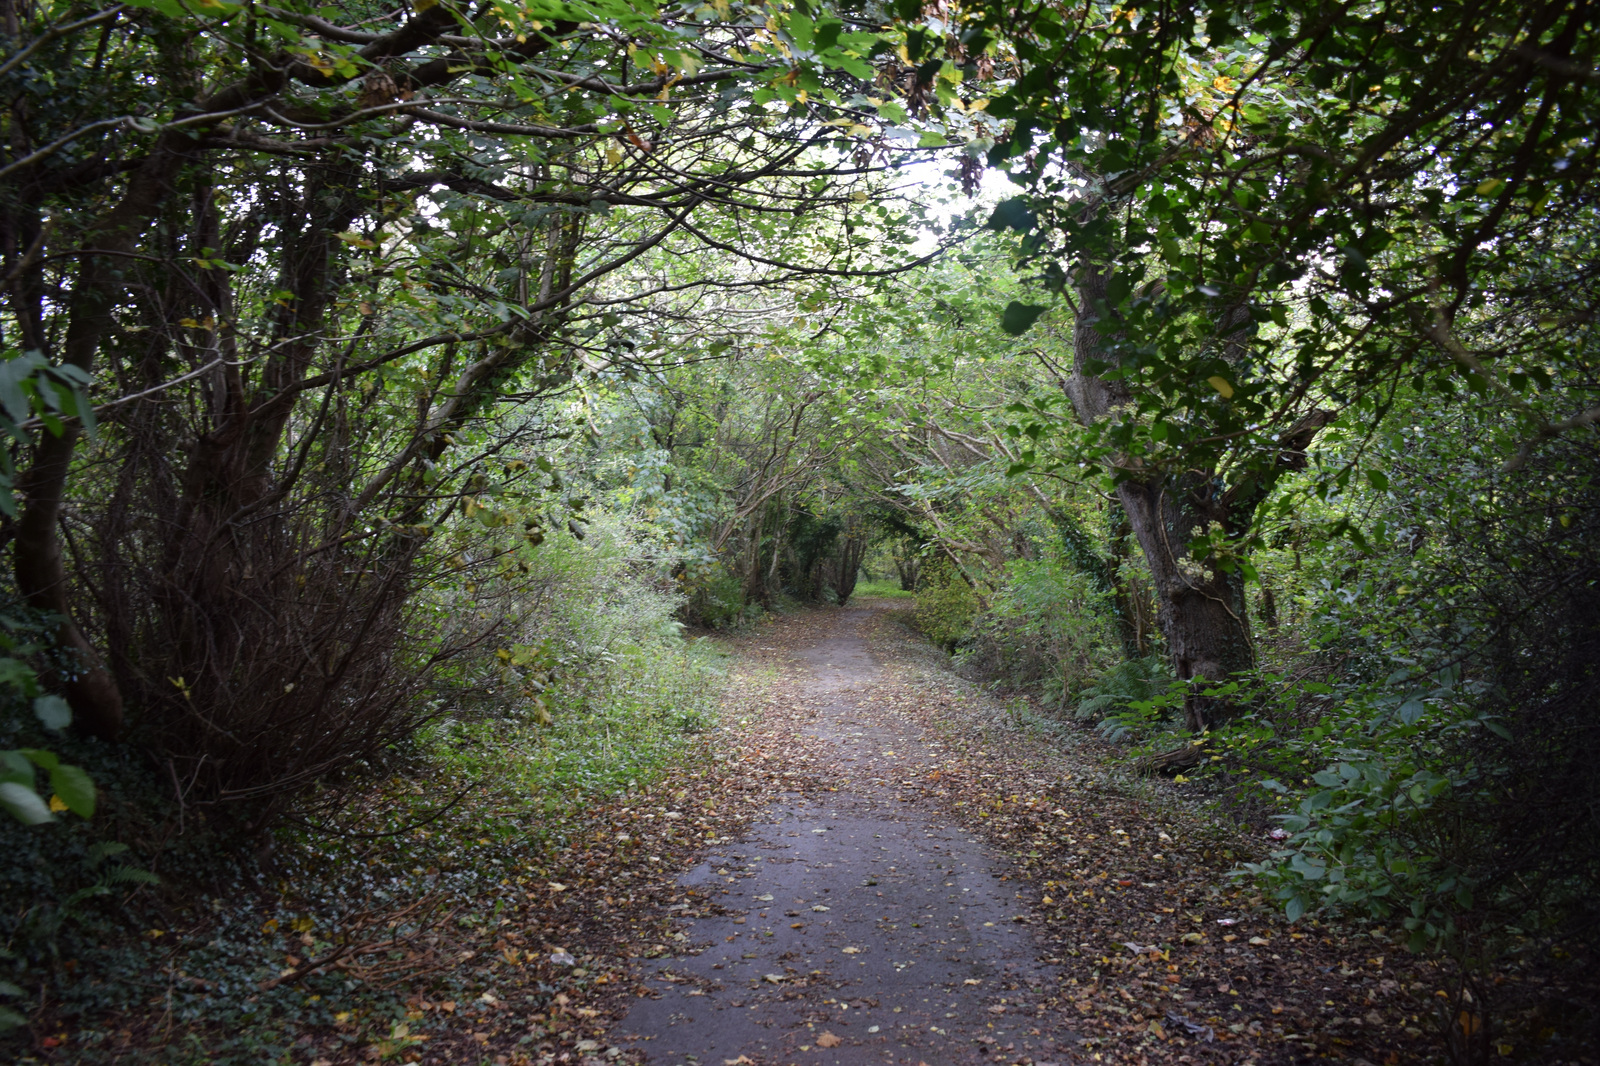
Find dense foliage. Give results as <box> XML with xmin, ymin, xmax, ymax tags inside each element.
<box><xmin>2</xmin><ymin>0</ymin><xmax>1597</xmax><ymax>1060</ymax></box>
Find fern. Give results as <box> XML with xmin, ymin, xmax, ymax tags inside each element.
<box><xmin>1074</xmin><ymin>654</ymin><xmax>1172</xmax><ymax>719</ymax></box>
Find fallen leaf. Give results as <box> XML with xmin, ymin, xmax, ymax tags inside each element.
<box><xmin>816</xmin><ymin>1031</ymin><xmax>842</xmax><ymax>1047</ymax></box>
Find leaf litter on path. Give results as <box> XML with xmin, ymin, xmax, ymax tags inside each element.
<box><xmin>587</xmin><ymin>604</ymin><xmax>1450</xmax><ymax>1066</ymax></box>
<box><xmin>223</xmin><ymin>604</ymin><xmax>1450</xmax><ymax>1066</ymax></box>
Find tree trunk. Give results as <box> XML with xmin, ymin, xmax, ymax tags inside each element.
<box><xmin>1063</xmin><ymin>262</ymin><xmax>1256</xmax><ymax>730</ymax></box>
<box><xmin>1106</xmin><ymin>502</ymin><xmax>1152</xmax><ymax>656</ymax></box>
<box><xmin>1062</xmin><ymin>260</ymin><xmax>1333</xmax><ymax>730</ymax></box>
<box><xmin>741</xmin><ymin>507</ymin><xmax>768</xmax><ymax>607</ymax></box>
<box><xmin>1115</xmin><ymin>476</ymin><xmax>1255</xmax><ymax>731</ymax></box>
<box><xmin>9</xmin><ymin>68</ymin><xmax>281</xmax><ymax>739</ymax></box>
<box><xmin>829</xmin><ymin>534</ymin><xmax>866</xmax><ymax>604</ymax></box>
<box><xmin>895</xmin><ymin>549</ymin><xmax>919</xmax><ymax>591</ymax></box>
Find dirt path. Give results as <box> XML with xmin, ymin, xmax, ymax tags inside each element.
<box><xmin>563</xmin><ymin>601</ymin><xmax>1444</xmax><ymax>1066</ymax></box>
<box><xmin>614</xmin><ymin>606</ymin><xmax>1076</xmax><ymax>1065</ymax></box>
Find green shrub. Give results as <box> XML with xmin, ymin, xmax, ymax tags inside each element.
<box><xmin>679</xmin><ymin>558</ymin><xmax>754</xmax><ymax>628</ymax></box>
<box><xmin>960</xmin><ymin>556</ymin><xmax>1115</xmax><ymax>696</ymax></box>
<box><xmin>911</xmin><ymin>560</ymin><xmax>979</xmax><ymax>649</ymax></box>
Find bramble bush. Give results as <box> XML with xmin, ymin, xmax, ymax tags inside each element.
<box><xmin>958</xmin><ymin>556</ymin><xmax>1116</xmax><ymax>699</ymax></box>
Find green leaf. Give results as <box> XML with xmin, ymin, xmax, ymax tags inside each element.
<box><xmin>1284</xmin><ymin>895</ymin><xmax>1306</xmax><ymax>922</ymax></box>
<box><xmin>0</xmin><ymin>781</ymin><xmax>52</xmax><ymax>825</ymax></box>
<box><xmin>0</xmin><ymin>350</ymin><xmax>47</xmax><ymax>424</ymax></box>
<box><xmin>20</xmin><ymin>748</ymin><xmax>57</xmax><ymax>771</ymax></box>
<box><xmin>1000</xmin><ymin>301</ymin><xmax>1047</xmax><ymax>336</ymax></box>
<box><xmin>0</xmin><ymin>750</ymin><xmax>32</xmax><ymax>784</ymax></box>
<box><xmin>49</xmin><ymin>764</ymin><xmax>95</xmax><ymax>819</ymax></box>
<box><xmin>32</xmin><ymin>695</ymin><xmax>71</xmax><ymax>731</ymax></box>
<box><xmin>986</xmin><ymin>198</ymin><xmax>1035</xmax><ymax>234</ymax></box>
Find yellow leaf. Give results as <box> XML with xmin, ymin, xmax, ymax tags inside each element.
<box><xmin>48</xmin><ymin>795</ymin><xmax>69</xmax><ymax>813</ymax></box>
<box><xmin>413</xmin><ymin>0</ymin><xmax>437</xmax><ymax>10</ymax></box>
<box><xmin>178</xmin><ymin>318</ymin><xmax>201</xmax><ymax>329</ymax></box>
<box><xmin>1476</xmin><ymin>178</ymin><xmax>1506</xmax><ymax>197</ymax></box>
<box><xmin>605</xmin><ymin>146</ymin><xmax>623</xmax><ymax>165</ymax></box>
<box><xmin>816</xmin><ymin>1031</ymin><xmax>842</xmax><ymax>1047</ymax></box>
<box><xmin>1207</xmin><ymin>375</ymin><xmax>1235</xmax><ymax>399</ymax></box>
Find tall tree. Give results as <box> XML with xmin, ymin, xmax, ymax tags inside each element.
<box><xmin>932</xmin><ymin>0</ymin><xmax>1600</xmax><ymax>727</ymax></box>
<box><xmin>0</xmin><ymin>0</ymin><xmax>934</xmax><ymax>801</ymax></box>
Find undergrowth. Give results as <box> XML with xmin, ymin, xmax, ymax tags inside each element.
<box><xmin>1</xmin><ymin>518</ymin><xmax>727</xmax><ymax>1064</ymax></box>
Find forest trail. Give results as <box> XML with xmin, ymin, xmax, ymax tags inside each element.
<box><xmin>614</xmin><ymin>604</ymin><xmax>1079</xmax><ymax>1065</ymax></box>
<box><xmin>593</xmin><ymin>603</ymin><xmax>1436</xmax><ymax>1066</ymax></box>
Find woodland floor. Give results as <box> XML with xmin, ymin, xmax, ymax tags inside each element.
<box><xmin>395</xmin><ymin>601</ymin><xmax>1453</xmax><ymax>1066</ymax></box>
<box><xmin>25</xmin><ymin>603</ymin><xmax>1490</xmax><ymax>1066</ymax></box>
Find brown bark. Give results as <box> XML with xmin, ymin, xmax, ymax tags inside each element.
<box><xmin>1113</xmin><ymin>476</ymin><xmax>1256</xmax><ymax>731</ymax></box>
